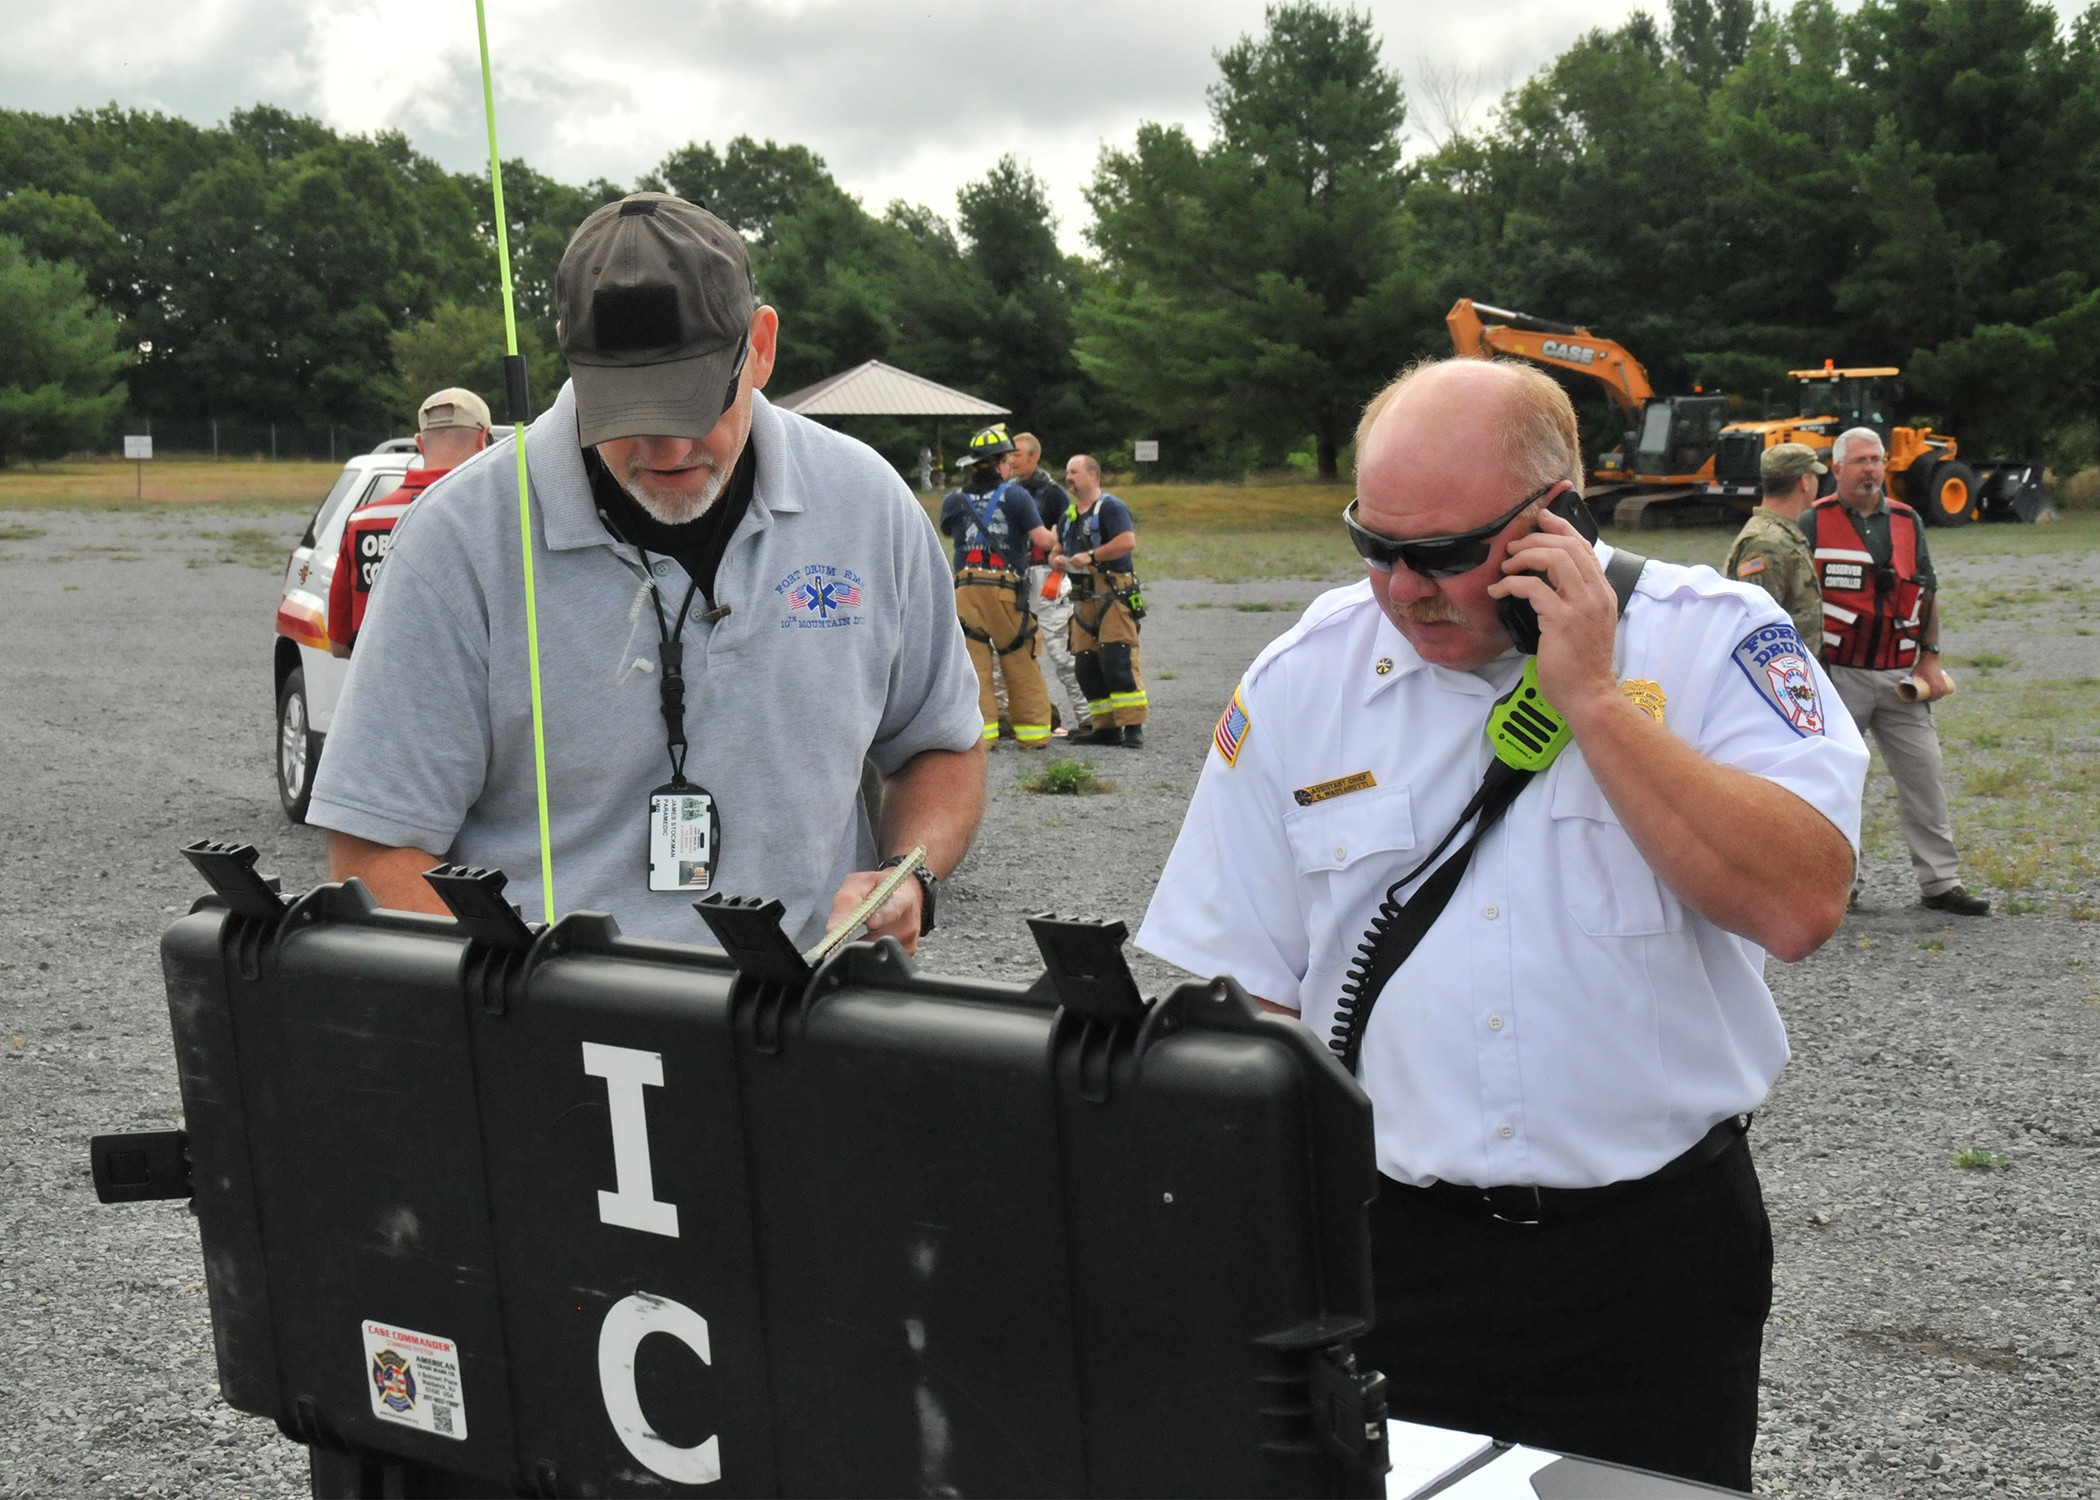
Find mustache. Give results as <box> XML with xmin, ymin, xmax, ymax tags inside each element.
<box><xmin>1395</xmin><ymin>598</ymin><xmax>1466</xmax><ymax>625</ymax></box>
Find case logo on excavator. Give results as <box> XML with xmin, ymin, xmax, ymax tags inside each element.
<box><xmin>1540</xmin><ymin>339</ymin><xmax>1598</xmax><ymax>365</ymax></box>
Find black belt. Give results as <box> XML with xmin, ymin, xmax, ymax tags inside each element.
<box><xmin>1393</xmin><ymin>1116</ymin><xmax>1749</xmax><ymax>1227</ymax></box>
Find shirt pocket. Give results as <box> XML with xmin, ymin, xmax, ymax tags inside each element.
<box><xmin>1548</xmin><ymin>763</ymin><xmax>1682</xmax><ymax>937</ymax></box>
<box><xmin>1284</xmin><ymin>784</ymin><xmax>1415</xmax><ymax>876</ymax></box>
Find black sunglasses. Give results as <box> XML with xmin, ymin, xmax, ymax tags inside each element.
<box><xmin>718</xmin><ymin>337</ymin><xmax>751</xmax><ymax>418</ymax></box>
<box><xmin>1343</xmin><ymin>481</ymin><xmax>1560</xmax><ymax>578</ymax></box>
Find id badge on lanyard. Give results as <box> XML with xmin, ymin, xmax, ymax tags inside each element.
<box><xmin>637</xmin><ymin>551</ymin><xmax>723</xmax><ymax>891</ymax></box>
<box><xmin>649</xmin><ymin>783</ymin><xmax>719</xmax><ymax>891</ymax></box>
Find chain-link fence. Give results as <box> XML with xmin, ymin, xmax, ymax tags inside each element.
<box><xmin>106</xmin><ymin>416</ymin><xmax>405</xmax><ymax>461</ymax></box>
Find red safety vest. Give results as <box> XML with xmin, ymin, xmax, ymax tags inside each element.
<box><xmin>1810</xmin><ymin>497</ymin><xmax>1925</xmax><ymax>669</ymax></box>
<box><xmin>327</xmin><ymin>467</ymin><xmax>449</xmax><ymax>654</ymax></box>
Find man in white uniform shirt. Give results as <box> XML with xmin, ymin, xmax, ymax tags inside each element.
<box><xmin>1137</xmin><ymin>359</ymin><xmax>1866</xmax><ymax>1491</ymax></box>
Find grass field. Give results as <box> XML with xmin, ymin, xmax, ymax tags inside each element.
<box><xmin>0</xmin><ymin>457</ymin><xmax>346</xmax><ymax>512</ymax></box>
<box><xmin>920</xmin><ymin>475</ymin><xmax>2100</xmax><ymax>582</ymax></box>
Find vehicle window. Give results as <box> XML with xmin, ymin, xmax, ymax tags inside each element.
<box><xmin>314</xmin><ymin>469</ymin><xmax>409</xmax><ymax>557</ymax></box>
<box><xmin>301</xmin><ymin>468</ymin><xmax>365</xmax><ymax>549</ymax></box>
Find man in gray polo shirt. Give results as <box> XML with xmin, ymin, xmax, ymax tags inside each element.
<box><xmin>310</xmin><ymin>193</ymin><xmax>984</xmax><ymax>951</ymax></box>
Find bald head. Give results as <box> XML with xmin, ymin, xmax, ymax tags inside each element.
<box><xmin>1357</xmin><ymin>359</ymin><xmax>1580</xmax><ymax>537</ymax></box>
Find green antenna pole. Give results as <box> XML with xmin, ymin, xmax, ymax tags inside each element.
<box><xmin>475</xmin><ymin>0</ymin><xmax>557</xmax><ymax>922</ymax></box>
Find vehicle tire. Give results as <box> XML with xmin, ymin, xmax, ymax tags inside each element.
<box><xmin>1914</xmin><ymin>459</ymin><xmax>1980</xmax><ymax>526</ymax></box>
<box><xmin>276</xmin><ymin>667</ymin><xmax>322</xmax><ymax>823</ymax></box>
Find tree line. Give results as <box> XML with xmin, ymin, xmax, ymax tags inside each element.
<box><xmin>2</xmin><ymin>0</ymin><xmax>2097</xmax><ymax>477</ymax></box>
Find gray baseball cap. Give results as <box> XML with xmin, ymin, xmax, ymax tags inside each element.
<box><xmin>1761</xmin><ymin>442</ymin><xmax>1828</xmax><ymax>481</ymax></box>
<box><xmin>556</xmin><ymin>193</ymin><xmax>755</xmax><ymax>446</ymax></box>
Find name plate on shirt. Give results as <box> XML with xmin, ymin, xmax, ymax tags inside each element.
<box><xmin>1293</xmin><ymin>771</ymin><xmax>1377</xmax><ymax>807</ymax></box>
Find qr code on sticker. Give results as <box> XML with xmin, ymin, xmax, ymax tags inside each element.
<box><xmin>434</xmin><ymin>1405</ymin><xmax>454</xmax><ymax>1436</ymax></box>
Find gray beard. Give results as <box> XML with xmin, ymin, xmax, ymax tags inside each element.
<box><xmin>622</xmin><ymin>463</ymin><xmax>727</xmax><ymax>525</ymax></box>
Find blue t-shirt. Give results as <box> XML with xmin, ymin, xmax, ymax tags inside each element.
<box><xmin>1060</xmin><ymin>493</ymin><xmax>1135</xmax><ymax>569</ymax></box>
<box><xmin>940</xmin><ymin>481</ymin><xmax>1041</xmax><ymax>570</ymax></box>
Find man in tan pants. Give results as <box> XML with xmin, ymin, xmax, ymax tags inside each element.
<box><xmin>1802</xmin><ymin>427</ymin><xmax>1987</xmax><ymax>915</ymax></box>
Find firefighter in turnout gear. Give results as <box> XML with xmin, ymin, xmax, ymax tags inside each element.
<box><xmin>1054</xmin><ymin>454</ymin><xmax>1148</xmax><ymax>748</ymax></box>
<box><xmin>938</xmin><ymin>425</ymin><xmax>1058</xmax><ymax>747</ymax></box>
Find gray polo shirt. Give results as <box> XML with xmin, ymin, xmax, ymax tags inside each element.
<box><xmin>308</xmin><ymin>383</ymin><xmax>981</xmax><ymax>947</ymax></box>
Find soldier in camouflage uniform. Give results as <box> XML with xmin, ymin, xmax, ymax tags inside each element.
<box><xmin>1724</xmin><ymin>442</ymin><xmax>1825</xmax><ymax>641</ymax></box>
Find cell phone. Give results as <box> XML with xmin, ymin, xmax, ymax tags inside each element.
<box><xmin>1494</xmin><ymin>490</ymin><xmax>1599</xmax><ymax>655</ymax></box>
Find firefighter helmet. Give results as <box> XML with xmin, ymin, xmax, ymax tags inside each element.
<box><xmin>961</xmin><ymin>424</ymin><xmax>1015</xmax><ymax>466</ymax></box>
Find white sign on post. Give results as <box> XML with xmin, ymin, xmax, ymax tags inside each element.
<box><xmin>1132</xmin><ymin>440</ymin><xmax>1159</xmax><ymax>463</ymax></box>
<box><xmin>124</xmin><ymin>435</ymin><xmax>153</xmax><ymax>461</ymax></box>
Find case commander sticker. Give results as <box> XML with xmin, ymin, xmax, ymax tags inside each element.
<box><xmin>363</xmin><ymin>1319</ymin><xmax>468</xmax><ymax>1440</ymax></box>
<box><xmin>1731</xmin><ymin>622</ymin><xmax>1825</xmax><ymax>737</ymax></box>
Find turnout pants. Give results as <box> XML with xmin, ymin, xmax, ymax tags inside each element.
<box><xmin>1069</xmin><ymin>582</ymin><xmax>1147</xmax><ymax>730</ymax></box>
<box><xmin>955</xmin><ymin>568</ymin><xmax>1051</xmax><ymax>746</ymax></box>
<box><xmin>1358</xmin><ymin>1131</ymin><xmax>1772</xmax><ymax>1493</ymax></box>
<box><xmin>1830</xmin><ymin>664</ymin><xmax>1963</xmax><ymax>895</ymax></box>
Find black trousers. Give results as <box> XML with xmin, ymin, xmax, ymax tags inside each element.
<box><xmin>1355</xmin><ymin>1134</ymin><xmax>1772</xmax><ymax>1492</ymax></box>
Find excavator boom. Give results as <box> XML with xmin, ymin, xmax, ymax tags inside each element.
<box><xmin>1446</xmin><ymin>298</ymin><xmax>1656</xmax><ymax>416</ymax></box>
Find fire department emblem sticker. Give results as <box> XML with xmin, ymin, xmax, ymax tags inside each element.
<box><xmin>362</xmin><ymin>1319</ymin><xmax>469</xmax><ymax>1439</ymax></box>
<box><xmin>1732</xmin><ymin>622</ymin><xmax>1825</xmax><ymax>737</ymax></box>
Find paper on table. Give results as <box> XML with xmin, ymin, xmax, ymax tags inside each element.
<box><xmin>1425</xmin><ymin>1444</ymin><xmax>1559</xmax><ymax>1498</ymax></box>
<box><xmin>1385</xmin><ymin>1419</ymin><xmax>1502</xmax><ymax>1499</ymax></box>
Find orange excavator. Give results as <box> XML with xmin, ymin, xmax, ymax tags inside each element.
<box><xmin>1446</xmin><ymin>298</ymin><xmax>1733</xmax><ymax>526</ymax></box>
<box><xmin>1448</xmin><ymin>298</ymin><xmax>2052</xmax><ymax>527</ymax></box>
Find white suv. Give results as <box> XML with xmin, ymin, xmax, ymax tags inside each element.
<box><xmin>272</xmin><ymin>441</ymin><xmax>419</xmax><ymax>820</ymax></box>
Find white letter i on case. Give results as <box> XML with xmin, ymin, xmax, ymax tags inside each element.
<box><xmin>581</xmin><ymin>1042</ymin><xmax>680</xmax><ymax>1238</ymax></box>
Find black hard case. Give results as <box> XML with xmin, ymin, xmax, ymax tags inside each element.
<box><xmin>160</xmin><ymin>874</ymin><xmax>1380</xmax><ymax>1497</ymax></box>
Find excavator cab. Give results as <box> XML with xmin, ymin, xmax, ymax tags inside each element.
<box><xmin>1633</xmin><ymin>394</ymin><xmax>1730</xmax><ymax>479</ymax></box>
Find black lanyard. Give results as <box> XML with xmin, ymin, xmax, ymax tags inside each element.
<box><xmin>637</xmin><ymin>548</ymin><xmax>703</xmax><ymax>788</ymax></box>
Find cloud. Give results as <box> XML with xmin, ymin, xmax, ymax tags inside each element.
<box><xmin>17</xmin><ymin>0</ymin><xmax>2075</xmax><ymax>246</ymax></box>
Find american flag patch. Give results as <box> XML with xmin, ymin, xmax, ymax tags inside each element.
<box><xmin>792</xmin><ymin>578</ymin><xmax>862</xmax><ymax>616</ymax></box>
<box><xmin>1213</xmin><ymin>687</ymin><xmax>1251</xmax><ymax>767</ymax></box>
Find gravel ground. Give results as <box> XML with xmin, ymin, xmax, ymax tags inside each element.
<box><xmin>2</xmin><ymin>508</ymin><xmax>2096</xmax><ymax>1498</ymax></box>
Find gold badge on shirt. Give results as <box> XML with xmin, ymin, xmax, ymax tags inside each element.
<box><xmin>1293</xmin><ymin>771</ymin><xmax>1378</xmax><ymax>807</ymax></box>
<box><xmin>1620</xmin><ymin>678</ymin><xmax>1667</xmax><ymax>723</ymax></box>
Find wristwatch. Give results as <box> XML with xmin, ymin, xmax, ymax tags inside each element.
<box><xmin>1920</xmin><ymin>643</ymin><xmax>1941</xmax><ymax>655</ymax></box>
<box><xmin>878</xmin><ymin>856</ymin><xmax>939</xmax><ymax>936</ymax></box>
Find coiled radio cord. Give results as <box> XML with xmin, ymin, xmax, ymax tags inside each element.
<box><xmin>1328</xmin><ymin>759</ymin><xmax>1533</xmax><ymax>1075</ymax></box>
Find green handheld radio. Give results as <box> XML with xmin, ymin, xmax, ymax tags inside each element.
<box><xmin>1485</xmin><ymin>657</ymin><xmax>1571</xmax><ymax>772</ymax></box>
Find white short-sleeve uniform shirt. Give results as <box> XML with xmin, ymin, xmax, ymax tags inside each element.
<box><xmin>1136</xmin><ymin>548</ymin><xmax>1868</xmax><ymax>1191</ymax></box>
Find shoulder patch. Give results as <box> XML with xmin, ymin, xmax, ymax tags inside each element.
<box><xmin>1731</xmin><ymin>622</ymin><xmax>1825</xmax><ymax>736</ymax></box>
<box><xmin>1213</xmin><ymin>686</ymin><xmax>1252</xmax><ymax>766</ymax></box>
<box><xmin>1736</xmin><ymin>555</ymin><xmax>1767</xmax><ymax>577</ymax></box>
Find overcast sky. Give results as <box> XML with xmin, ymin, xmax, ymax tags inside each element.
<box><xmin>1</xmin><ymin>0</ymin><xmax>2083</xmax><ymax>249</ymax></box>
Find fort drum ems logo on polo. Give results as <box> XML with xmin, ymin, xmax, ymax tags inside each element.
<box><xmin>1731</xmin><ymin>622</ymin><xmax>1826</xmax><ymax>737</ymax></box>
<box><xmin>774</xmin><ymin>564</ymin><xmax>868</xmax><ymax>629</ymax></box>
